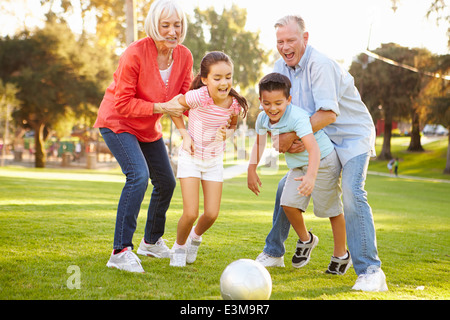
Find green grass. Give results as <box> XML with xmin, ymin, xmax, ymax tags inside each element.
<box><xmin>369</xmin><ymin>136</ymin><xmax>450</xmax><ymax>180</ymax></box>
<box><xmin>0</xmin><ymin>137</ymin><xmax>449</xmax><ymax>300</ymax></box>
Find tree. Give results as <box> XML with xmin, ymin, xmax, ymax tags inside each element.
<box><xmin>421</xmin><ymin>54</ymin><xmax>450</xmax><ymax>174</ymax></box>
<box><xmin>0</xmin><ymin>80</ymin><xmax>20</xmax><ymax>166</ymax></box>
<box><xmin>0</xmin><ymin>18</ymin><xmax>114</xmax><ymax>167</ymax></box>
<box><xmin>184</xmin><ymin>5</ymin><xmax>268</xmax><ymax>91</ymax></box>
<box><xmin>350</xmin><ymin>43</ymin><xmax>427</xmax><ymax>160</ymax></box>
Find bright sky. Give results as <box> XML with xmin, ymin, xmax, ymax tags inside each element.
<box><xmin>183</xmin><ymin>0</ymin><xmax>449</xmax><ymax>67</ymax></box>
<box><xmin>1</xmin><ymin>0</ymin><xmax>448</xmax><ymax>68</ymax></box>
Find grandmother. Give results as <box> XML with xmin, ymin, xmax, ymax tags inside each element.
<box><xmin>95</xmin><ymin>0</ymin><xmax>193</xmax><ymax>273</ymax></box>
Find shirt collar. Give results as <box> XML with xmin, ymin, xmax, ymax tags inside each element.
<box><xmin>262</xmin><ymin>104</ymin><xmax>292</xmax><ymax>130</ymax></box>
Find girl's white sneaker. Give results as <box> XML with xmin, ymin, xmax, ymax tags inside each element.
<box><xmin>170</xmin><ymin>247</ymin><xmax>187</xmax><ymax>267</ymax></box>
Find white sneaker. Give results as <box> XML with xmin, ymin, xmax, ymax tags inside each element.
<box><xmin>186</xmin><ymin>236</ymin><xmax>202</xmax><ymax>264</ymax></box>
<box><xmin>255</xmin><ymin>252</ymin><xmax>285</xmax><ymax>267</ymax></box>
<box><xmin>170</xmin><ymin>247</ymin><xmax>187</xmax><ymax>267</ymax></box>
<box><xmin>106</xmin><ymin>247</ymin><xmax>145</xmax><ymax>273</ymax></box>
<box><xmin>137</xmin><ymin>237</ymin><xmax>170</xmax><ymax>258</ymax></box>
<box><xmin>352</xmin><ymin>265</ymin><xmax>388</xmax><ymax>292</ymax></box>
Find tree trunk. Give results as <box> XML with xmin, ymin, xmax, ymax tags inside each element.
<box><xmin>444</xmin><ymin>132</ymin><xmax>450</xmax><ymax>175</ymax></box>
<box><xmin>407</xmin><ymin>109</ymin><xmax>424</xmax><ymax>152</ymax></box>
<box><xmin>378</xmin><ymin>114</ymin><xmax>393</xmax><ymax>160</ymax></box>
<box><xmin>34</xmin><ymin>123</ymin><xmax>46</xmax><ymax>168</ymax></box>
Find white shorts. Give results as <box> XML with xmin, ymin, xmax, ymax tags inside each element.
<box><xmin>280</xmin><ymin>150</ymin><xmax>343</xmax><ymax>218</ymax></box>
<box><xmin>176</xmin><ymin>150</ymin><xmax>224</xmax><ymax>182</ymax></box>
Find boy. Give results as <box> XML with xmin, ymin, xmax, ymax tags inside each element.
<box><xmin>247</xmin><ymin>73</ymin><xmax>351</xmax><ymax>274</ymax></box>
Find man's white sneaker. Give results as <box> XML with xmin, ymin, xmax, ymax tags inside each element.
<box><xmin>106</xmin><ymin>247</ymin><xmax>145</xmax><ymax>273</ymax></box>
<box><xmin>170</xmin><ymin>247</ymin><xmax>187</xmax><ymax>267</ymax></box>
<box><xmin>255</xmin><ymin>252</ymin><xmax>285</xmax><ymax>267</ymax></box>
<box><xmin>137</xmin><ymin>237</ymin><xmax>170</xmax><ymax>258</ymax></box>
<box><xmin>186</xmin><ymin>236</ymin><xmax>202</xmax><ymax>264</ymax></box>
<box><xmin>352</xmin><ymin>265</ymin><xmax>388</xmax><ymax>292</ymax></box>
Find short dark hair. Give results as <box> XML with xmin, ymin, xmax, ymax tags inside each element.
<box><xmin>258</xmin><ymin>73</ymin><xmax>291</xmax><ymax>99</ymax></box>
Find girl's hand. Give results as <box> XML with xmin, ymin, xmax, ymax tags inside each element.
<box><xmin>182</xmin><ymin>134</ymin><xmax>195</xmax><ymax>155</ymax></box>
<box><xmin>295</xmin><ymin>174</ymin><xmax>315</xmax><ymax>197</ymax></box>
<box><xmin>215</xmin><ymin>125</ymin><xmax>227</xmax><ymax>142</ymax></box>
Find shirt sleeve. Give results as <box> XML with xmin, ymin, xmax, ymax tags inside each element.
<box><xmin>255</xmin><ymin>112</ymin><xmax>268</xmax><ymax>135</ymax></box>
<box><xmin>185</xmin><ymin>87</ymin><xmax>206</xmax><ymax>109</ymax></box>
<box><xmin>292</xmin><ymin>111</ymin><xmax>313</xmax><ymax>139</ymax></box>
<box><xmin>113</xmin><ymin>47</ymin><xmax>154</xmax><ymax>118</ymax></box>
<box><xmin>310</xmin><ymin>60</ymin><xmax>341</xmax><ymax>117</ymax></box>
<box><xmin>180</xmin><ymin>51</ymin><xmax>194</xmax><ymax>95</ymax></box>
<box><xmin>231</xmin><ymin>98</ymin><xmax>242</xmax><ymax>116</ymax></box>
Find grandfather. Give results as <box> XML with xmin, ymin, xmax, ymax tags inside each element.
<box><xmin>255</xmin><ymin>15</ymin><xmax>387</xmax><ymax>292</ymax></box>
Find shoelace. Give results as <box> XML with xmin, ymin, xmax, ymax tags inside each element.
<box><xmin>123</xmin><ymin>250</ymin><xmax>141</xmax><ymax>266</ymax></box>
<box><xmin>155</xmin><ymin>238</ymin><xmax>169</xmax><ymax>249</ymax></box>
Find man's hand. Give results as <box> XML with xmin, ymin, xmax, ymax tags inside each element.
<box><xmin>272</xmin><ymin>132</ymin><xmax>302</xmax><ymax>153</ymax></box>
<box><xmin>287</xmin><ymin>139</ymin><xmax>305</xmax><ymax>153</ymax></box>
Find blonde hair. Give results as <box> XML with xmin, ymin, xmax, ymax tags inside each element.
<box><xmin>274</xmin><ymin>15</ymin><xmax>306</xmax><ymax>33</ymax></box>
<box><xmin>144</xmin><ymin>0</ymin><xmax>188</xmax><ymax>44</ymax></box>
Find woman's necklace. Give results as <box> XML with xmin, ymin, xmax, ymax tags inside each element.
<box><xmin>161</xmin><ymin>49</ymin><xmax>173</xmax><ymax>87</ymax></box>
<box><xmin>167</xmin><ymin>49</ymin><xmax>173</xmax><ymax>68</ymax></box>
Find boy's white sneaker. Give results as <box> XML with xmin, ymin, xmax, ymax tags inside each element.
<box><xmin>170</xmin><ymin>247</ymin><xmax>187</xmax><ymax>267</ymax></box>
<box><xmin>106</xmin><ymin>247</ymin><xmax>145</xmax><ymax>273</ymax></box>
<box><xmin>137</xmin><ymin>237</ymin><xmax>170</xmax><ymax>258</ymax></box>
<box><xmin>352</xmin><ymin>265</ymin><xmax>388</xmax><ymax>292</ymax></box>
<box><xmin>255</xmin><ymin>252</ymin><xmax>285</xmax><ymax>267</ymax></box>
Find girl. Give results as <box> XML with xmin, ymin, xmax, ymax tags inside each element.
<box><xmin>169</xmin><ymin>51</ymin><xmax>248</xmax><ymax>267</ymax></box>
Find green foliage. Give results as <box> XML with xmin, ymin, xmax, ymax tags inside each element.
<box><xmin>0</xmin><ymin>19</ymin><xmax>115</xmax><ymax>166</ymax></box>
<box><xmin>184</xmin><ymin>5</ymin><xmax>269</xmax><ymax>90</ymax></box>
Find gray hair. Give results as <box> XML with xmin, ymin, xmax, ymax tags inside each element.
<box><xmin>274</xmin><ymin>15</ymin><xmax>306</xmax><ymax>33</ymax></box>
<box><xmin>144</xmin><ymin>0</ymin><xmax>188</xmax><ymax>44</ymax></box>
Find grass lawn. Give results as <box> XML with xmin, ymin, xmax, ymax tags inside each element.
<box><xmin>0</xmin><ymin>137</ymin><xmax>449</xmax><ymax>301</ymax></box>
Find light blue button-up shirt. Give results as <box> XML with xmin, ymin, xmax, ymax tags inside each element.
<box><xmin>273</xmin><ymin>45</ymin><xmax>376</xmax><ymax>166</ymax></box>
<box><xmin>255</xmin><ymin>104</ymin><xmax>334</xmax><ymax>169</ymax></box>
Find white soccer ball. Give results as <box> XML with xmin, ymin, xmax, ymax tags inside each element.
<box><xmin>220</xmin><ymin>259</ymin><xmax>272</xmax><ymax>300</ymax></box>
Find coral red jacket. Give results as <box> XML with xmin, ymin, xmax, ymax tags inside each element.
<box><xmin>94</xmin><ymin>37</ymin><xmax>193</xmax><ymax>142</ymax></box>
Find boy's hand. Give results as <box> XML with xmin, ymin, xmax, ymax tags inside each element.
<box><xmin>247</xmin><ymin>168</ymin><xmax>262</xmax><ymax>196</ymax></box>
<box><xmin>295</xmin><ymin>174</ymin><xmax>315</xmax><ymax>197</ymax></box>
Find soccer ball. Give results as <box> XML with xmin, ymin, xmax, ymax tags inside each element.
<box><xmin>220</xmin><ymin>259</ymin><xmax>272</xmax><ymax>300</ymax></box>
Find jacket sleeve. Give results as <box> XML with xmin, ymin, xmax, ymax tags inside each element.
<box><xmin>113</xmin><ymin>48</ymin><xmax>155</xmax><ymax>118</ymax></box>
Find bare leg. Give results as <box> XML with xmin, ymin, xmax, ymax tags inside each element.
<box><xmin>282</xmin><ymin>206</ymin><xmax>309</xmax><ymax>242</ymax></box>
<box><xmin>194</xmin><ymin>180</ymin><xmax>223</xmax><ymax>236</ymax></box>
<box><xmin>330</xmin><ymin>213</ymin><xmax>347</xmax><ymax>257</ymax></box>
<box><xmin>177</xmin><ymin>177</ymin><xmax>200</xmax><ymax>245</ymax></box>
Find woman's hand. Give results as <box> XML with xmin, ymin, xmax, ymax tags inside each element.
<box><xmin>157</xmin><ymin>94</ymin><xmax>187</xmax><ymax>117</ymax></box>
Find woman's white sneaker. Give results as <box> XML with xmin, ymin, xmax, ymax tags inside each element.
<box><xmin>106</xmin><ymin>247</ymin><xmax>145</xmax><ymax>273</ymax></box>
